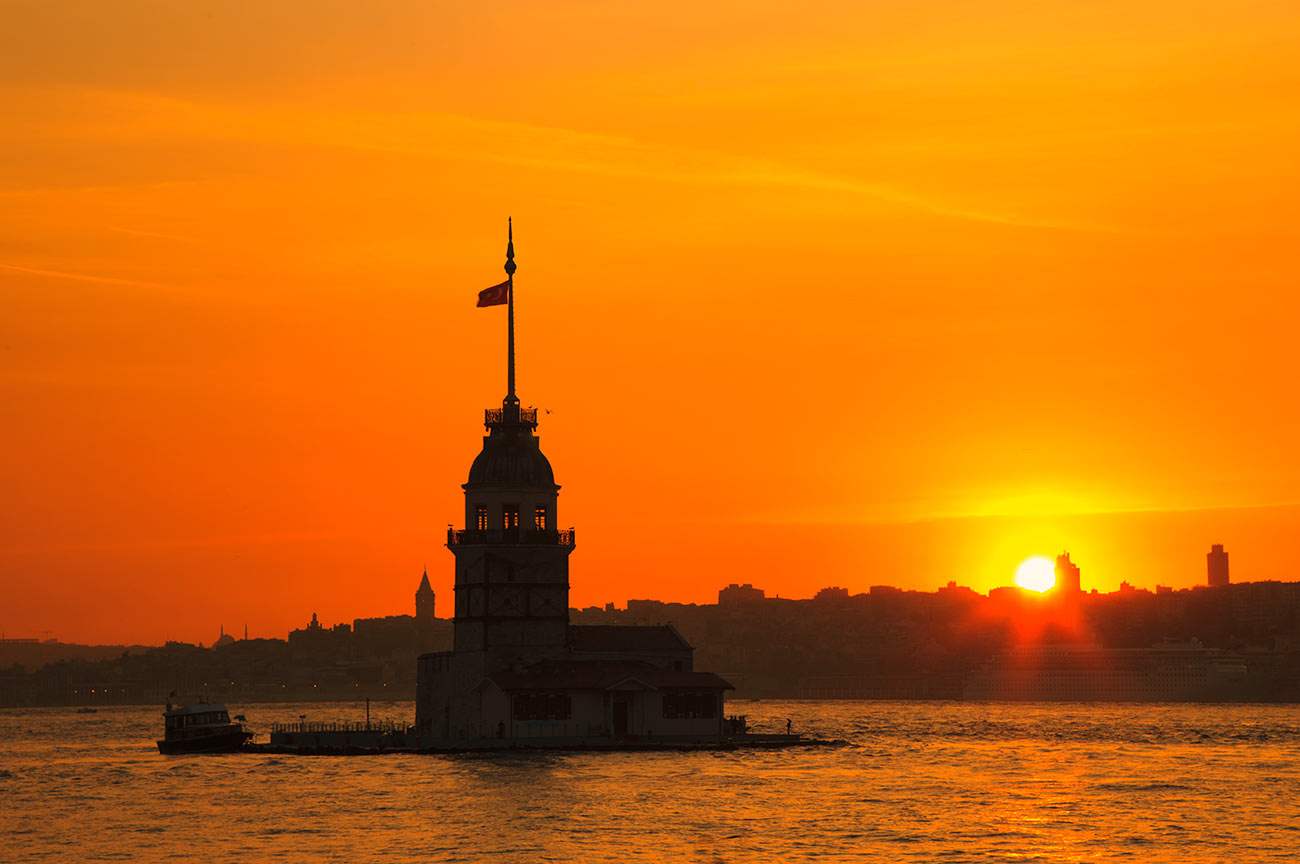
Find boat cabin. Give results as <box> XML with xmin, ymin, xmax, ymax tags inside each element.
<box><xmin>164</xmin><ymin>704</ymin><xmax>233</xmax><ymax>730</ymax></box>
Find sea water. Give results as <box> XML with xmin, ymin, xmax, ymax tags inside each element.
<box><xmin>3</xmin><ymin>700</ymin><xmax>1299</xmax><ymax>862</ymax></box>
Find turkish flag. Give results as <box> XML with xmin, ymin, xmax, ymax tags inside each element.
<box><xmin>477</xmin><ymin>279</ymin><xmax>510</xmax><ymax>307</ymax></box>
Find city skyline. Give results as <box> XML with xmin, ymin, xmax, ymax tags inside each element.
<box><xmin>5</xmin><ymin>1</ymin><xmax>1300</xmax><ymax>645</ymax></box>
<box><xmin>1</xmin><ymin>540</ymin><xmax>1255</xmax><ymax>648</ymax></box>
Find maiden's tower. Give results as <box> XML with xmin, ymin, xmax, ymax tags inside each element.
<box><xmin>415</xmin><ymin>224</ymin><xmax>732</xmax><ymax>744</ymax></box>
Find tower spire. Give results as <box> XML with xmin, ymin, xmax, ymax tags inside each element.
<box><xmin>505</xmin><ymin>218</ymin><xmax>517</xmax><ymax>408</ymax></box>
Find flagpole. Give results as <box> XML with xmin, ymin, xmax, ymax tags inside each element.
<box><xmin>504</xmin><ymin>217</ymin><xmax>517</xmax><ymax>410</ymax></box>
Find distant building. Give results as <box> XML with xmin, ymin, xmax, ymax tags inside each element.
<box><xmin>288</xmin><ymin>612</ymin><xmax>351</xmax><ymax>658</ymax></box>
<box><xmin>938</xmin><ymin>580</ymin><xmax>978</xmax><ymax>598</ymax></box>
<box><xmin>416</xmin><ymin>570</ymin><xmax>436</xmax><ymax>622</ymax></box>
<box><xmin>1208</xmin><ymin>544</ymin><xmax>1230</xmax><ymax>588</ymax></box>
<box><xmin>718</xmin><ymin>583</ymin><xmax>766</xmax><ymax>605</ymax></box>
<box><xmin>813</xmin><ymin>586</ymin><xmax>850</xmax><ymax>603</ymax></box>
<box><xmin>1055</xmin><ymin>553</ymin><xmax>1082</xmax><ymax>593</ymax></box>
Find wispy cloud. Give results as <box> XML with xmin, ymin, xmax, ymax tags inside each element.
<box><xmin>2</xmin><ymin>86</ymin><xmax>1123</xmax><ymax>233</ymax></box>
<box><xmin>0</xmin><ymin>261</ymin><xmax>167</xmax><ymax>289</ymax></box>
<box><xmin>107</xmin><ymin>226</ymin><xmax>243</xmax><ymax>248</ymax></box>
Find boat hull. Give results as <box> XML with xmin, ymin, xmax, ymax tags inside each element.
<box><xmin>157</xmin><ymin>728</ymin><xmax>251</xmax><ymax>754</ymax></box>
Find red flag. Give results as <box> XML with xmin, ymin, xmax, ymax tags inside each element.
<box><xmin>477</xmin><ymin>279</ymin><xmax>510</xmax><ymax>307</ymax></box>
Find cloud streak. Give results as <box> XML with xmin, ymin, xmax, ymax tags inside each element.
<box><xmin>0</xmin><ymin>261</ymin><xmax>168</xmax><ymax>290</ymax></box>
<box><xmin>2</xmin><ymin>86</ymin><xmax>1123</xmax><ymax>233</ymax></box>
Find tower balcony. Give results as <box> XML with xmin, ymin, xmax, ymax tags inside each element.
<box><xmin>484</xmin><ymin>406</ymin><xmax>538</xmax><ymax>428</ymax></box>
<box><xmin>447</xmin><ymin>527</ymin><xmax>575</xmax><ymax>547</ymax></box>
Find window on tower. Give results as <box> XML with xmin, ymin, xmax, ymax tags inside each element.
<box><xmin>475</xmin><ymin>505</ymin><xmax>488</xmax><ymax>531</ymax></box>
<box><xmin>503</xmin><ymin>505</ymin><xmax>520</xmax><ymax>530</ymax></box>
<box><xmin>534</xmin><ymin>506</ymin><xmax>547</xmax><ymax>531</ymax></box>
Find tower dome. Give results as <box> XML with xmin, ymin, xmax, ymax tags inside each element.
<box><xmin>466</xmin><ymin>411</ymin><xmax>556</xmax><ymax>488</ymax></box>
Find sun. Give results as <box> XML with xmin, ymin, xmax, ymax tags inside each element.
<box><xmin>1015</xmin><ymin>556</ymin><xmax>1056</xmax><ymax>592</ymax></box>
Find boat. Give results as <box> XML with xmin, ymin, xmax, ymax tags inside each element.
<box><xmin>157</xmin><ymin>702</ymin><xmax>252</xmax><ymax>754</ymax></box>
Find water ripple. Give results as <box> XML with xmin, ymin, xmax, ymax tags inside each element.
<box><xmin>3</xmin><ymin>701</ymin><xmax>1299</xmax><ymax>862</ymax></box>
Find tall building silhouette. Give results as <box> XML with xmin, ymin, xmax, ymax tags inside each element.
<box><xmin>415</xmin><ymin>225</ymin><xmax>731</xmax><ymax>742</ymax></box>
<box><xmin>1055</xmin><ymin>553</ymin><xmax>1082</xmax><ymax>593</ymax></box>
<box><xmin>1208</xmin><ymin>544</ymin><xmax>1230</xmax><ymax>587</ymax></box>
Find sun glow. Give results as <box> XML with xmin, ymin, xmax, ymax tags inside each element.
<box><xmin>1015</xmin><ymin>556</ymin><xmax>1056</xmax><ymax>592</ymax></box>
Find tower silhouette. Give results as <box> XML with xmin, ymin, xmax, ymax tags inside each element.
<box><xmin>415</xmin><ymin>569</ymin><xmax>436</xmax><ymax>622</ymax></box>
<box><xmin>415</xmin><ymin>222</ymin><xmax>730</xmax><ymax>743</ymax></box>
<box><xmin>1055</xmin><ymin>553</ymin><xmax>1082</xmax><ymax>593</ymax></box>
<box><xmin>448</xmin><ymin>397</ymin><xmax>574</xmax><ymax>661</ymax></box>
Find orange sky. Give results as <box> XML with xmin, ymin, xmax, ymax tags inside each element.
<box><xmin>3</xmin><ymin>1</ymin><xmax>1299</xmax><ymax>644</ymax></box>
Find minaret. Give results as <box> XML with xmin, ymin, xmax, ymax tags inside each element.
<box><xmin>446</xmin><ymin>222</ymin><xmax>576</xmax><ymax>666</ymax></box>
<box><xmin>416</xmin><ymin>568</ymin><xmax>436</xmax><ymax>622</ymax></box>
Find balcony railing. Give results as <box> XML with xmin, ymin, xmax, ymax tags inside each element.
<box><xmin>447</xmin><ymin>527</ymin><xmax>575</xmax><ymax>547</ymax></box>
<box><xmin>484</xmin><ymin>407</ymin><xmax>538</xmax><ymax>426</ymax></box>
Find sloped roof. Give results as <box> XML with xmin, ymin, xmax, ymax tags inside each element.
<box><xmin>483</xmin><ymin>659</ymin><xmax>732</xmax><ymax>692</ymax></box>
<box><xmin>568</xmin><ymin>624</ymin><xmax>692</xmax><ymax>654</ymax></box>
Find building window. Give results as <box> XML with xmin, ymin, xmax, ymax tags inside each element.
<box><xmin>503</xmin><ymin>505</ymin><xmax>520</xmax><ymax>530</ymax></box>
<box><xmin>513</xmin><ymin>691</ymin><xmax>571</xmax><ymax>721</ymax></box>
<box><xmin>475</xmin><ymin>505</ymin><xmax>489</xmax><ymax>531</ymax></box>
<box><xmin>663</xmin><ymin>691</ymin><xmax>717</xmax><ymax>719</ymax></box>
<box><xmin>534</xmin><ymin>506</ymin><xmax>547</xmax><ymax>531</ymax></box>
